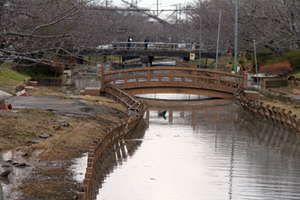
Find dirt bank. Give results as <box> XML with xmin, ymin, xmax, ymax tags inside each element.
<box><xmin>0</xmin><ymin>86</ymin><xmax>129</xmax><ymax>199</ymax></box>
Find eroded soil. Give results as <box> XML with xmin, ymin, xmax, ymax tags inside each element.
<box><xmin>0</xmin><ymin>86</ymin><xmax>129</xmax><ymax>199</ymax></box>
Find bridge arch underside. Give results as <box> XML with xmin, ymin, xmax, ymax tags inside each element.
<box><xmin>117</xmin><ymin>84</ymin><xmax>235</xmax><ymax>99</ymax></box>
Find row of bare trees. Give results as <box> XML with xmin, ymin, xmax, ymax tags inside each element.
<box><xmin>0</xmin><ymin>0</ymin><xmax>299</xmax><ymax>67</ymax></box>
<box><xmin>184</xmin><ymin>0</ymin><xmax>300</xmax><ymax>54</ymax></box>
<box><xmin>0</xmin><ymin>0</ymin><xmax>174</xmax><ymax>66</ymax></box>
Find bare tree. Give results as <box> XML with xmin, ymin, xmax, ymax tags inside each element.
<box><xmin>183</xmin><ymin>0</ymin><xmax>300</xmax><ymax>54</ymax></box>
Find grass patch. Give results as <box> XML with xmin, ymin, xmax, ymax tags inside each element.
<box><xmin>0</xmin><ymin>62</ymin><xmax>30</xmax><ymax>88</ymax></box>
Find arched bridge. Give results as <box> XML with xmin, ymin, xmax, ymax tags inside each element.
<box><xmin>101</xmin><ymin>62</ymin><xmax>243</xmax><ymax>99</ymax></box>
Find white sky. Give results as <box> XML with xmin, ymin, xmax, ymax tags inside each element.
<box><xmin>110</xmin><ymin>0</ymin><xmax>192</xmax><ymax>16</ymax></box>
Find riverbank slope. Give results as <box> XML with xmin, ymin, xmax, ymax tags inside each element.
<box><xmin>0</xmin><ymin>81</ymin><xmax>130</xmax><ymax>199</ymax></box>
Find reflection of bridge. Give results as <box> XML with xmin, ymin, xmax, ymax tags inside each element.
<box><xmin>96</xmin><ymin>42</ymin><xmax>223</xmax><ymax>64</ymax></box>
<box><xmin>101</xmin><ymin>64</ymin><xmax>243</xmax><ymax>99</ymax></box>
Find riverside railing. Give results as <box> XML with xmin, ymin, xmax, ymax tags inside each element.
<box><xmin>234</xmin><ymin>87</ymin><xmax>300</xmax><ymax>133</ymax></box>
<box><xmin>77</xmin><ymin>84</ymin><xmax>147</xmax><ymax>200</ymax></box>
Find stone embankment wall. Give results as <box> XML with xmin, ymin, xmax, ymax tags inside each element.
<box><xmin>77</xmin><ymin>84</ymin><xmax>147</xmax><ymax>200</ymax></box>
<box><xmin>234</xmin><ymin>87</ymin><xmax>300</xmax><ymax>133</ymax></box>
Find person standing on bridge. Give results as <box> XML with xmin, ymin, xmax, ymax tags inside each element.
<box><xmin>127</xmin><ymin>36</ymin><xmax>132</xmax><ymax>49</ymax></box>
<box><xmin>144</xmin><ymin>37</ymin><xmax>149</xmax><ymax>50</ymax></box>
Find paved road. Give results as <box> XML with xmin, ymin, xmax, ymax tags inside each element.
<box><xmin>2</xmin><ymin>96</ymin><xmax>108</xmax><ymax>117</ymax></box>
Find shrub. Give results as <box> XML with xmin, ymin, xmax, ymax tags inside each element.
<box><xmin>259</xmin><ymin>61</ymin><xmax>292</xmax><ymax>77</ymax></box>
<box><xmin>282</xmin><ymin>50</ymin><xmax>300</xmax><ymax>70</ymax></box>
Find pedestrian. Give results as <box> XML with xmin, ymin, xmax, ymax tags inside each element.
<box><xmin>144</xmin><ymin>37</ymin><xmax>149</xmax><ymax>50</ymax></box>
<box><xmin>127</xmin><ymin>36</ymin><xmax>132</xmax><ymax>49</ymax></box>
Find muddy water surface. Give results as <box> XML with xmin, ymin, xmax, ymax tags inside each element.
<box><xmin>92</xmin><ymin>99</ymin><xmax>300</xmax><ymax>200</ymax></box>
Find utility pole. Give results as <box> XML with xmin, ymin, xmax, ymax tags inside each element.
<box><xmin>179</xmin><ymin>3</ymin><xmax>182</xmax><ymax>23</ymax></box>
<box><xmin>215</xmin><ymin>11</ymin><xmax>221</xmax><ymax>70</ymax></box>
<box><xmin>234</xmin><ymin>0</ymin><xmax>238</xmax><ymax>75</ymax></box>
<box><xmin>105</xmin><ymin>0</ymin><xmax>112</xmax><ymax>7</ymax></box>
<box><xmin>199</xmin><ymin>17</ymin><xmax>202</xmax><ymax>68</ymax></box>
<box><xmin>189</xmin><ymin>20</ymin><xmax>193</xmax><ymax>65</ymax></box>
<box><xmin>172</xmin><ymin>4</ymin><xmax>178</xmax><ymax>22</ymax></box>
<box><xmin>254</xmin><ymin>40</ymin><xmax>261</xmax><ymax>102</ymax></box>
<box><xmin>157</xmin><ymin>0</ymin><xmax>158</xmax><ymax>15</ymax></box>
<box><xmin>153</xmin><ymin>0</ymin><xmax>161</xmax><ymax>16</ymax></box>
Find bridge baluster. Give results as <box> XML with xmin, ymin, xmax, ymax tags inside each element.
<box><xmin>170</xmin><ymin>69</ymin><xmax>174</xmax><ymax>82</ymax></box>
<box><xmin>101</xmin><ymin>66</ymin><xmax>242</xmax><ymax>98</ymax></box>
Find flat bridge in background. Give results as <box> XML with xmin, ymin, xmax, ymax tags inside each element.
<box><xmin>85</xmin><ymin>42</ymin><xmax>225</xmax><ymax>64</ymax></box>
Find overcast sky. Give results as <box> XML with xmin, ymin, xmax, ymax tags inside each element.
<box><xmin>110</xmin><ymin>0</ymin><xmax>192</xmax><ymax>17</ymax></box>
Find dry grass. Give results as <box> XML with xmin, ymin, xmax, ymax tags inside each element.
<box><xmin>0</xmin><ymin>109</ymin><xmax>57</xmax><ymax>150</ymax></box>
<box><xmin>0</xmin><ymin>85</ymin><xmax>129</xmax><ymax>199</ymax></box>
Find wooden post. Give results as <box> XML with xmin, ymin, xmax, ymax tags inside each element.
<box><xmin>194</xmin><ymin>68</ymin><xmax>197</xmax><ymax>83</ymax></box>
<box><xmin>217</xmin><ymin>73</ymin><xmax>220</xmax><ymax>86</ymax></box>
<box><xmin>100</xmin><ymin>67</ymin><xmax>106</xmax><ymax>93</ymax></box>
<box><xmin>147</xmin><ymin>67</ymin><xmax>151</xmax><ymax>82</ymax></box>
<box><xmin>124</xmin><ymin>71</ymin><xmax>127</xmax><ymax>84</ymax></box>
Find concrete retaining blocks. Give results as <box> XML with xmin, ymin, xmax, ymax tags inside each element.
<box><xmin>16</xmin><ymin>89</ymin><xmax>29</xmax><ymax>97</ymax></box>
<box><xmin>0</xmin><ymin>99</ymin><xmax>12</xmax><ymax>110</ymax></box>
<box><xmin>29</xmin><ymin>81</ymin><xmax>38</xmax><ymax>87</ymax></box>
<box><xmin>83</xmin><ymin>87</ymin><xmax>101</xmax><ymax>96</ymax></box>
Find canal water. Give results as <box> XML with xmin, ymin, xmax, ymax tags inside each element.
<box><xmin>86</xmin><ymin>99</ymin><xmax>300</xmax><ymax>200</ymax></box>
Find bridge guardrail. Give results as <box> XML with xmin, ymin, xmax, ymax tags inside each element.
<box><xmin>97</xmin><ymin>42</ymin><xmax>227</xmax><ymax>53</ymax></box>
<box><xmin>101</xmin><ymin>66</ymin><xmax>243</xmax><ymax>97</ymax></box>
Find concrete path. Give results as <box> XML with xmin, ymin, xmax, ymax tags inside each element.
<box><xmin>2</xmin><ymin>96</ymin><xmax>108</xmax><ymax>117</ymax></box>
<box><xmin>0</xmin><ymin>90</ymin><xmax>12</xmax><ymax>97</ymax></box>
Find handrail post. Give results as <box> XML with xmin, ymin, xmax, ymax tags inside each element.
<box><xmin>194</xmin><ymin>68</ymin><xmax>197</xmax><ymax>83</ymax></box>
<box><xmin>148</xmin><ymin>67</ymin><xmax>151</xmax><ymax>82</ymax></box>
<box><xmin>100</xmin><ymin>67</ymin><xmax>106</xmax><ymax>93</ymax></box>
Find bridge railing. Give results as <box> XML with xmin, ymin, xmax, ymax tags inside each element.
<box><xmin>97</xmin><ymin>42</ymin><xmax>226</xmax><ymax>53</ymax></box>
<box><xmin>101</xmin><ymin>66</ymin><xmax>243</xmax><ymax>94</ymax></box>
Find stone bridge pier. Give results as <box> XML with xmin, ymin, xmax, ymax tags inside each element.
<box><xmin>140</xmin><ymin>56</ymin><xmax>154</xmax><ymax>66</ymax></box>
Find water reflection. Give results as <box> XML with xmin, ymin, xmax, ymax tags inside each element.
<box><xmin>0</xmin><ymin>149</ymin><xmax>41</xmax><ymax>199</ymax></box>
<box><xmin>94</xmin><ymin>100</ymin><xmax>300</xmax><ymax>200</ymax></box>
<box><xmin>136</xmin><ymin>93</ymin><xmax>211</xmax><ymax>100</ymax></box>
<box><xmin>237</xmin><ymin>111</ymin><xmax>300</xmax><ymax>156</ymax></box>
<box><xmin>76</xmin><ymin>119</ymin><xmax>147</xmax><ymax>200</ymax></box>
